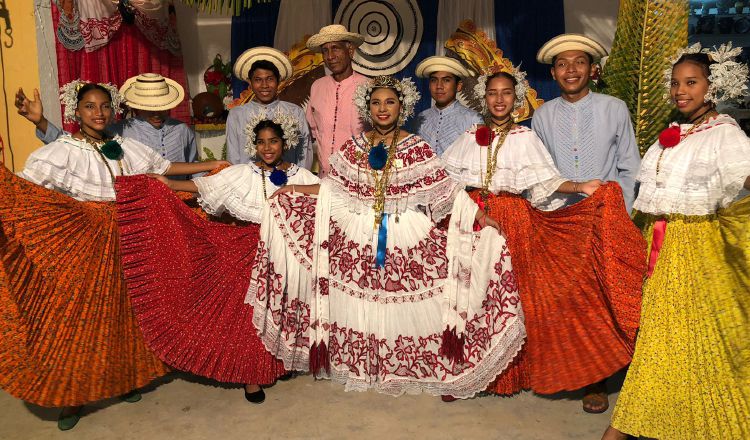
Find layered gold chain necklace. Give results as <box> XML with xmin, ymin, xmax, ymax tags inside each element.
<box><xmin>80</xmin><ymin>128</ymin><xmax>124</xmax><ymax>184</ymax></box>
<box><xmin>479</xmin><ymin>118</ymin><xmax>513</xmax><ymax>209</ymax></box>
<box><xmin>655</xmin><ymin>109</ymin><xmax>714</xmax><ymax>176</ymax></box>
<box><xmin>364</xmin><ymin>128</ymin><xmax>400</xmax><ymax>229</ymax></box>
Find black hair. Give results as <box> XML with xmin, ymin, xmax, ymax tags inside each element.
<box><xmin>551</xmin><ymin>52</ymin><xmax>594</xmax><ymax>65</ymax></box>
<box><xmin>253</xmin><ymin>119</ymin><xmax>285</xmax><ymax>143</ymax></box>
<box><xmin>250</xmin><ymin>60</ymin><xmax>281</xmax><ymax>82</ymax></box>
<box><xmin>428</xmin><ymin>72</ymin><xmax>462</xmax><ymax>83</ymax></box>
<box><xmin>76</xmin><ymin>83</ymin><xmax>112</xmax><ymax>104</ymax></box>
<box><xmin>485</xmin><ymin>71</ymin><xmax>518</xmax><ymax>87</ymax></box>
<box><xmin>673</xmin><ymin>52</ymin><xmax>715</xmax><ymax>80</ymax></box>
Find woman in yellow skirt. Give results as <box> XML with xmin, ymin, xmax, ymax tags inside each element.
<box><xmin>604</xmin><ymin>43</ymin><xmax>750</xmax><ymax>439</ymax></box>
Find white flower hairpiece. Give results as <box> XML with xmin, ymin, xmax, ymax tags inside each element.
<box><xmin>244</xmin><ymin>109</ymin><xmax>300</xmax><ymax>158</ymax></box>
<box><xmin>473</xmin><ymin>64</ymin><xmax>529</xmax><ymax>114</ymax></box>
<box><xmin>353</xmin><ymin>75</ymin><xmax>421</xmax><ymax>123</ymax></box>
<box><xmin>663</xmin><ymin>42</ymin><xmax>749</xmax><ymax>105</ymax></box>
<box><xmin>59</xmin><ymin>79</ymin><xmax>123</xmax><ymax>123</ymax></box>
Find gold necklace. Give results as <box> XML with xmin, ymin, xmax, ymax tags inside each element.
<box><xmin>655</xmin><ymin>112</ymin><xmax>713</xmax><ymax>176</ymax></box>
<box><xmin>364</xmin><ymin>129</ymin><xmax>400</xmax><ymax>229</ymax></box>
<box><xmin>479</xmin><ymin>121</ymin><xmax>513</xmax><ymax>210</ymax></box>
<box><xmin>80</xmin><ymin>131</ymin><xmax>125</xmax><ymax>185</ymax></box>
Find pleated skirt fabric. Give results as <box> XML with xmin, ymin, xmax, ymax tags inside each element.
<box><xmin>0</xmin><ymin>167</ymin><xmax>168</xmax><ymax>407</ymax></box>
<box><xmin>611</xmin><ymin>199</ymin><xmax>750</xmax><ymax>439</ymax></box>
<box><xmin>115</xmin><ymin>175</ymin><xmax>286</xmax><ymax>385</ymax></box>
<box><xmin>481</xmin><ymin>183</ymin><xmax>647</xmax><ymax>394</ymax></box>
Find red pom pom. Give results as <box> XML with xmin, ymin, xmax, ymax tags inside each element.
<box><xmin>475</xmin><ymin>125</ymin><xmax>494</xmax><ymax>147</ymax></box>
<box><xmin>658</xmin><ymin>126</ymin><xmax>681</xmax><ymax>148</ymax></box>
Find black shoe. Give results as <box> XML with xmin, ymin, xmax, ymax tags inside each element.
<box><xmin>244</xmin><ymin>387</ymin><xmax>265</xmax><ymax>404</ymax></box>
<box><xmin>277</xmin><ymin>372</ymin><xmax>295</xmax><ymax>381</ymax></box>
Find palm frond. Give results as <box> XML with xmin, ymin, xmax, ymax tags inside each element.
<box><xmin>601</xmin><ymin>1</ymin><xmax>689</xmax><ymax>155</ymax></box>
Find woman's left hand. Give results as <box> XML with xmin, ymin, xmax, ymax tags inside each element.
<box><xmin>580</xmin><ymin>179</ymin><xmax>604</xmax><ymax>196</ymax></box>
<box><xmin>270</xmin><ymin>185</ymin><xmax>294</xmax><ymax>198</ymax></box>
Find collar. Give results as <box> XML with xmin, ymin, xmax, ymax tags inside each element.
<box><xmin>560</xmin><ymin>90</ymin><xmax>593</xmax><ymax>108</ymax></box>
<box><xmin>432</xmin><ymin>99</ymin><xmax>460</xmax><ymax>113</ymax></box>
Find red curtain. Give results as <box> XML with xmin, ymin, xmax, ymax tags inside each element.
<box><xmin>52</xmin><ymin>3</ymin><xmax>191</xmax><ymax>132</ymax></box>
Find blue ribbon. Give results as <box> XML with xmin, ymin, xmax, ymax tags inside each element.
<box><xmin>375</xmin><ymin>213</ymin><xmax>388</xmax><ymax>268</ymax></box>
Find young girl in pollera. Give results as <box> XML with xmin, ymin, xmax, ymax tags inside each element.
<box><xmin>604</xmin><ymin>43</ymin><xmax>750</xmax><ymax>440</ymax></box>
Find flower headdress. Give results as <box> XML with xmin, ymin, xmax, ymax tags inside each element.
<box><xmin>244</xmin><ymin>109</ymin><xmax>300</xmax><ymax>158</ymax></box>
<box><xmin>353</xmin><ymin>75</ymin><xmax>421</xmax><ymax>123</ymax></box>
<box><xmin>473</xmin><ymin>64</ymin><xmax>529</xmax><ymax>114</ymax></box>
<box><xmin>59</xmin><ymin>79</ymin><xmax>123</xmax><ymax>123</ymax></box>
<box><xmin>663</xmin><ymin>42</ymin><xmax>750</xmax><ymax>105</ymax></box>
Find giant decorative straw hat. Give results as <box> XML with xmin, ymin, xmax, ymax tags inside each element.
<box><xmin>120</xmin><ymin>73</ymin><xmax>185</xmax><ymax>111</ymax></box>
<box><xmin>233</xmin><ymin>46</ymin><xmax>293</xmax><ymax>83</ymax></box>
<box><xmin>415</xmin><ymin>56</ymin><xmax>473</xmax><ymax>78</ymax></box>
<box><xmin>536</xmin><ymin>33</ymin><xmax>608</xmax><ymax>64</ymax></box>
<box><xmin>306</xmin><ymin>24</ymin><xmax>364</xmax><ymax>52</ymax></box>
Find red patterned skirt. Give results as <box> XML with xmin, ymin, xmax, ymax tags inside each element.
<box><xmin>115</xmin><ymin>175</ymin><xmax>285</xmax><ymax>384</ymax></box>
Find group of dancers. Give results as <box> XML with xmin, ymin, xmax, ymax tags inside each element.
<box><xmin>4</xmin><ymin>24</ymin><xmax>749</xmax><ymax>439</ymax></box>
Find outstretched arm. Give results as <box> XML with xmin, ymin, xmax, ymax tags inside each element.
<box><xmin>165</xmin><ymin>160</ymin><xmax>230</xmax><ymax>177</ymax></box>
<box><xmin>556</xmin><ymin>179</ymin><xmax>604</xmax><ymax>196</ymax></box>
<box><xmin>148</xmin><ymin>174</ymin><xmax>199</xmax><ymax>193</ymax></box>
<box><xmin>271</xmin><ymin>184</ymin><xmax>320</xmax><ymax>197</ymax></box>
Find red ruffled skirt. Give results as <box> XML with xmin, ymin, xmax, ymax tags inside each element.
<box><xmin>479</xmin><ymin>183</ymin><xmax>646</xmax><ymax>394</ymax></box>
<box><xmin>0</xmin><ymin>167</ymin><xmax>168</xmax><ymax>407</ymax></box>
<box><xmin>115</xmin><ymin>175</ymin><xmax>285</xmax><ymax>384</ymax></box>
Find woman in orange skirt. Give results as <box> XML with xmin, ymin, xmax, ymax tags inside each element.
<box><xmin>0</xmin><ymin>81</ymin><xmax>225</xmax><ymax>430</ymax></box>
<box><xmin>442</xmin><ymin>67</ymin><xmax>646</xmax><ymax>403</ymax></box>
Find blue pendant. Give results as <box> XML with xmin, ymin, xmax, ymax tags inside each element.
<box><xmin>368</xmin><ymin>141</ymin><xmax>388</xmax><ymax>170</ymax></box>
<box><xmin>269</xmin><ymin>168</ymin><xmax>288</xmax><ymax>186</ymax></box>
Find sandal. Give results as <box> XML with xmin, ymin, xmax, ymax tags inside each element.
<box><xmin>57</xmin><ymin>406</ymin><xmax>82</xmax><ymax>431</ymax></box>
<box><xmin>582</xmin><ymin>382</ymin><xmax>609</xmax><ymax>414</ymax></box>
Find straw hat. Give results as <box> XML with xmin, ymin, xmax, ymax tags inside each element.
<box><xmin>233</xmin><ymin>46</ymin><xmax>293</xmax><ymax>83</ymax></box>
<box><xmin>536</xmin><ymin>34</ymin><xmax>608</xmax><ymax>64</ymax></box>
<box><xmin>120</xmin><ymin>73</ymin><xmax>184</xmax><ymax>111</ymax></box>
<box><xmin>415</xmin><ymin>56</ymin><xmax>473</xmax><ymax>79</ymax></box>
<box><xmin>306</xmin><ymin>24</ymin><xmax>364</xmax><ymax>52</ymax></box>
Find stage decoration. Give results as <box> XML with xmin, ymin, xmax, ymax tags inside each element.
<box><xmin>204</xmin><ymin>54</ymin><xmax>233</xmax><ymax>101</ymax></box>
<box><xmin>334</xmin><ymin>0</ymin><xmax>423</xmax><ymax>76</ymax></box>
<box><xmin>599</xmin><ymin>0</ymin><xmax>689</xmax><ymax>156</ymax></box>
<box><xmin>445</xmin><ymin>20</ymin><xmax>543</xmax><ymax>123</ymax></box>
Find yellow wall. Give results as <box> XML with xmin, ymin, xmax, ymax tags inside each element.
<box><xmin>0</xmin><ymin>0</ymin><xmax>41</xmax><ymax>172</ymax></box>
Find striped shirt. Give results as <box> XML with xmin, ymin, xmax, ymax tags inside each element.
<box><xmin>412</xmin><ymin>100</ymin><xmax>483</xmax><ymax>156</ymax></box>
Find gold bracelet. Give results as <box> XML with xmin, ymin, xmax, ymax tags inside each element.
<box><xmin>292</xmin><ymin>185</ymin><xmax>296</xmax><ymax>194</ymax></box>
<box><xmin>573</xmin><ymin>182</ymin><xmax>579</xmax><ymax>193</ymax></box>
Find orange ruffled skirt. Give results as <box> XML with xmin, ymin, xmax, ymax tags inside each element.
<box><xmin>0</xmin><ymin>166</ymin><xmax>168</xmax><ymax>407</ymax></box>
<box><xmin>479</xmin><ymin>183</ymin><xmax>646</xmax><ymax>394</ymax></box>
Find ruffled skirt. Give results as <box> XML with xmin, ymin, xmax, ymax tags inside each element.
<box><xmin>611</xmin><ymin>199</ymin><xmax>750</xmax><ymax>439</ymax></box>
<box><xmin>247</xmin><ymin>183</ymin><xmax>526</xmax><ymax>398</ymax></box>
<box><xmin>115</xmin><ymin>175</ymin><xmax>286</xmax><ymax>384</ymax></box>
<box><xmin>482</xmin><ymin>183</ymin><xmax>646</xmax><ymax>394</ymax></box>
<box><xmin>0</xmin><ymin>167</ymin><xmax>168</xmax><ymax>407</ymax></box>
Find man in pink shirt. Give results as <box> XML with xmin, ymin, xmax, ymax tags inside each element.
<box><xmin>305</xmin><ymin>24</ymin><xmax>370</xmax><ymax>175</ymax></box>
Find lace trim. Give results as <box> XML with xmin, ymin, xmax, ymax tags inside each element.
<box><xmin>328</xmin><ymin>134</ymin><xmax>461</xmax><ymax>222</ymax></box>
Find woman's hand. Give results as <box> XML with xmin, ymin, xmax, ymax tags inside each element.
<box><xmin>475</xmin><ymin>209</ymin><xmax>503</xmax><ymax>235</ymax></box>
<box><xmin>579</xmin><ymin>179</ymin><xmax>604</xmax><ymax>196</ymax></box>
<box><xmin>270</xmin><ymin>185</ymin><xmax>295</xmax><ymax>198</ymax></box>
<box><xmin>211</xmin><ymin>160</ymin><xmax>232</xmax><ymax>168</ymax></box>
<box><xmin>15</xmin><ymin>88</ymin><xmax>44</xmax><ymax>125</ymax></box>
<box><xmin>147</xmin><ymin>173</ymin><xmax>170</xmax><ymax>186</ymax></box>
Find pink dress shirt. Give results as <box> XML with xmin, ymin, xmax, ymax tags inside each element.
<box><xmin>306</xmin><ymin>71</ymin><xmax>369</xmax><ymax>175</ymax></box>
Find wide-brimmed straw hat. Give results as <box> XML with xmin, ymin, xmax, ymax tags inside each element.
<box><xmin>415</xmin><ymin>56</ymin><xmax>474</xmax><ymax>78</ymax></box>
<box><xmin>233</xmin><ymin>46</ymin><xmax>293</xmax><ymax>83</ymax></box>
<box><xmin>120</xmin><ymin>73</ymin><xmax>184</xmax><ymax>111</ymax></box>
<box><xmin>536</xmin><ymin>33</ymin><xmax>608</xmax><ymax>64</ymax></box>
<box><xmin>306</xmin><ymin>24</ymin><xmax>364</xmax><ymax>52</ymax></box>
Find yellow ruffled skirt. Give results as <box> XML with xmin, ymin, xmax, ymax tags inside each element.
<box><xmin>611</xmin><ymin>197</ymin><xmax>750</xmax><ymax>439</ymax></box>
